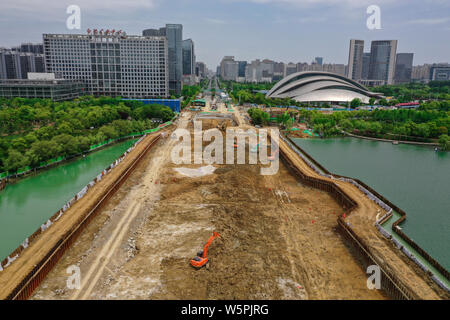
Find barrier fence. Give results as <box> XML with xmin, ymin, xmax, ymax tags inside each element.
<box><xmin>277</xmin><ymin>134</ymin><xmax>446</xmax><ymax>299</ymax></box>
<box><xmin>285</xmin><ymin>135</ymin><xmax>449</xmax><ymax>288</ymax></box>
<box><xmin>3</xmin><ymin>132</ymin><xmax>163</xmax><ymax>300</ymax></box>
<box><xmin>0</xmin><ymin>117</ymin><xmax>176</xmax><ymax>277</ymax></box>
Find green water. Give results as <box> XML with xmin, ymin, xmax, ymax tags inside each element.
<box><xmin>291</xmin><ymin>137</ymin><xmax>450</xmax><ymax>272</ymax></box>
<box><xmin>0</xmin><ymin>139</ymin><xmax>138</xmax><ymax>261</ymax></box>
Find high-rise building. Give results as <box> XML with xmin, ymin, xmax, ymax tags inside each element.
<box><xmin>43</xmin><ymin>31</ymin><xmax>169</xmax><ymax>98</ymax></box>
<box><xmin>20</xmin><ymin>43</ymin><xmax>44</xmax><ymax>54</ymax></box>
<box><xmin>394</xmin><ymin>53</ymin><xmax>414</xmax><ymax>84</ymax></box>
<box><xmin>143</xmin><ymin>24</ymin><xmax>183</xmax><ymax>95</ymax></box>
<box><xmin>195</xmin><ymin>62</ymin><xmax>206</xmax><ymax>79</ymax></box>
<box><xmin>165</xmin><ymin>24</ymin><xmax>183</xmax><ymax>95</ymax></box>
<box><xmin>322</xmin><ymin>63</ymin><xmax>346</xmax><ymax>76</ymax></box>
<box><xmin>429</xmin><ymin>64</ymin><xmax>450</xmax><ymax>81</ymax></box>
<box><xmin>315</xmin><ymin>57</ymin><xmax>323</xmax><ymax>66</ymax></box>
<box><xmin>368</xmin><ymin>40</ymin><xmax>398</xmax><ymax>85</ymax></box>
<box><xmin>182</xmin><ymin>39</ymin><xmax>195</xmax><ymax>75</ymax></box>
<box><xmin>347</xmin><ymin>39</ymin><xmax>364</xmax><ymax>80</ymax></box>
<box><xmin>220</xmin><ymin>56</ymin><xmax>238</xmax><ymax>81</ymax></box>
<box><xmin>285</xmin><ymin>63</ymin><xmax>297</xmax><ymax>77</ymax></box>
<box><xmin>0</xmin><ymin>49</ymin><xmax>45</xmax><ymax>79</ymax></box>
<box><xmin>237</xmin><ymin>61</ymin><xmax>247</xmax><ymax>80</ymax></box>
<box><xmin>361</xmin><ymin>52</ymin><xmax>371</xmax><ymax>80</ymax></box>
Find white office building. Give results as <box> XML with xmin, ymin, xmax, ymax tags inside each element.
<box><xmin>43</xmin><ymin>31</ymin><xmax>169</xmax><ymax>98</ymax></box>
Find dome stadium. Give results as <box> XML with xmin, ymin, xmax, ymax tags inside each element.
<box><xmin>266</xmin><ymin>71</ymin><xmax>382</xmax><ymax>103</ymax></box>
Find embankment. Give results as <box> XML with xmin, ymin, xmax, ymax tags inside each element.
<box><xmin>273</xmin><ymin>133</ymin><xmax>445</xmax><ymax>299</ymax></box>
<box><xmin>0</xmin><ymin>132</ymin><xmax>163</xmax><ymax>300</ymax></box>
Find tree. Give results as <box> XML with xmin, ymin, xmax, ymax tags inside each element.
<box><xmin>369</xmin><ymin>97</ymin><xmax>376</xmax><ymax>105</ymax></box>
<box><xmin>248</xmin><ymin>108</ymin><xmax>270</xmax><ymax>125</ymax></box>
<box><xmin>5</xmin><ymin>150</ymin><xmax>29</xmax><ymax>173</ymax></box>
<box><xmin>379</xmin><ymin>98</ymin><xmax>389</xmax><ymax>106</ymax></box>
<box><xmin>438</xmin><ymin>134</ymin><xmax>450</xmax><ymax>151</ymax></box>
<box><xmin>350</xmin><ymin>98</ymin><xmax>361</xmax><ymax>109</ymax></box>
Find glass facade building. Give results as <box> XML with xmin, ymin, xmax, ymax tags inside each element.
<box><xmin>182</xmin><ymin>39</ymin><xmax>195</xmax><ymax>75</ymax></box>
<box><xmin>394</xmin><ymin>53</ymin><xmax>414</xmax><ymax>84</ymax></box>
<box><xmin>143</xmin><ymin>24</ymin><xmax>183</xmax><ymax>95</ymax></box>
<box><xmin>347</xmin><ymin>39</ymin><xmax>364</xmax><ymax>81</ymax></box>
<box><xmin>0</xmin><ymin>79</ymin><xmax>85</xmax><ymax>101</ymax></box>
<box><xmin>368</xmin><ymin>40</ymin><xmax>397</xmax><ymax>85</ymax></box>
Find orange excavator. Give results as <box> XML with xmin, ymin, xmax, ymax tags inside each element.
<box><xmin>190</xmin><ymin>232</ymin><xmax>220</xmax><ymax>268</ymax></box>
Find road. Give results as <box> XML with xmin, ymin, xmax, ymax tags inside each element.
<box><xmin>70</xmin><ymin>114</ymin><xmax>189</xmax><ymax>299</ymax></box>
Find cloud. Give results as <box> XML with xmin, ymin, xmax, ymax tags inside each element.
<box><xmin>408</xmin><ymin>17</ymin><xmax>449</xmax><ymax>25</ymax></box>
<box><xmin>0</xmin><ymin>0</ymin><xmax>157</xmax><ymax>19</ymax></box>
<box><xmin>235</xmin><ymin>0</ymin><xmax>399</xmax><ymax>8</ymax></box>
<box><xmin>204</xmin><ymin>18</ymin><xmax>226</xmax><ymax>24</ymax></box>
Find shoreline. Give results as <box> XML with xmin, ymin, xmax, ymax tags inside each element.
<box><xmin>341</xmin><ymin>130</ymin><xmax>440</xmax><ymax>147</ymax></box>
<box><xmin>0</xmin><ymin>131</ymin><xmax>165</xmax><ymax>299</ymax></box>
<box><xmin>286</xmin><ymin>135</ymin><xmax>449</xmax><ymax>290</ymax></box>
<box><xmin>0</xmin><ymin>136</ymin><xmax>140</xmax><ymax>189</ymax></box>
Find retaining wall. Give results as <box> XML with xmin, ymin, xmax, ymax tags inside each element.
<box><xmin>2</xmin><ymin>133</ymin><xmax>162</xmax><ymax>300</ymax></box>
<box><xmin>286</xmin><ymin>135</ymin><xmax>449</xmax><ymax>283</ymax></box>
<box><xmin>277</xmin><ymin>135</ymin><xmax>427</xmax><ymax>299</ymax></box>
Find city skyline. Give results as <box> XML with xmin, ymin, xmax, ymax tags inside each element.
<box><xmin>1</xmin><ymin>0</ymin><xmax>449</xmax><ymax>69</ymax></box>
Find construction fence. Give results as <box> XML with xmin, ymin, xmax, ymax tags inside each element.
<box><xmin>0</xmin><ymin>118</ymin><xmax>176</xmax><ymax>276</ymax></box>
<box><xmin>284</xmin><ymin>135</ymin><xmax>449</xmax><ymax>286</ymax></box>
<box><xmin>279</xmin><ymin>134</ymin><xmax>448</xmax><ymax>298</ymax></box>
<box><xmin>2</xmin><ymin>130</ymin><xmax>164</xmax><ymax>300</ymax></box>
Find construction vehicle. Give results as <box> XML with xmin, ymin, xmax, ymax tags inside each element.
<box><xmin>190</xmin><ymin>232</ymin><xmax>220</xmax><ymax>268</ymax></box>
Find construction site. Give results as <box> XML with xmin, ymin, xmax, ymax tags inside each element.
<box><xmin>0</xmin><ymin>98</ymin><xmax>448</xmax><ymax>300</ymax></box>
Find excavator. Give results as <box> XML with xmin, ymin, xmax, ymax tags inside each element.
<box><xmin>190</xmin><ymin>232</ymin><xmax>220</xmax><ymax>268</ymax></box>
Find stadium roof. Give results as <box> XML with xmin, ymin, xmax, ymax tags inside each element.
<box><xmin>266</xmin><ymin>71</ymin><xmax>382</xmax><ymax>103</ymax></box>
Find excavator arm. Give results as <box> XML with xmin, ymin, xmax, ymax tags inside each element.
<box><xmin>202</xmin><ymin>232</ymin><xmax>220</xmax><ymax>258</ymax></box>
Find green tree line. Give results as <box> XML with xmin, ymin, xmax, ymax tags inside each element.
<box><xmin>0</xmin><ymin>96</ymin><xmax>175</xmax><ymax>174</ymax></box>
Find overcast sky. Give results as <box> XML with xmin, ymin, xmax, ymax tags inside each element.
<box><xmin>1</xmin><ymin>0</ymin><xmax>449</xmax><ymax>69</ymax></box>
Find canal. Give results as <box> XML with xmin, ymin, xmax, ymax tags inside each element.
<box><xmin>0</xmin><ymin>138</ymin><xmax>138</xmax><ymax>261</ymax></box>
<box><xmin>291</xmin><ymin>137</ymin><xmax>450</xmax><ymax>273</ymax></box>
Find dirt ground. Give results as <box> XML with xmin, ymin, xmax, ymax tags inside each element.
<box><xmin>31</xmin><ymin>109</ymin><xmax>386</xmax><ymax>300</ymax></box>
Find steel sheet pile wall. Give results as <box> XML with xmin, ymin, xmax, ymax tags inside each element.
<box><xmin>278</xmin><ymin>135</ymin><xmax>421</xmax><ymax>299</ymax></box>
<box><xmin>3</xmin><ymin>133</ymin><xmax>162</xmax><ymax>300</ymax></box>
<box><xmin>286</xmin><ymin>136</ymin><xmax>449</xmax><ymax>289</ymax></box>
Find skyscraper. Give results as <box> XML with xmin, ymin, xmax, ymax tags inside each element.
<box><xmin>361</xmin><ymin>52</ymin><xmax>371</xmax><ymax>80</ymax></box>
<box><xmin>237</xmin><ymin>61</ymin><xmax>247</xmax><ymax>79</ymax></box>
<box><xmin>182</xmin><ymin>39</ymin><xmax>195</xmax><ymax>75</ymax></box>
<box><xmin>0</xmin><ymin>49</ymin><xmax>45</xmax><ymax>79</ymax></box>
<box><xmin>143</xmin><ymin>24</ymin><xmax>183</xmax><ymax>95</ymax></box>
<box><xmin>368</xmin><ymin>40</ymin><xmax>398</xmax><ymax>85</ymax></box>
<box><xmin>195</xmin><ymin>62</ymin><xmax>206</xmax><ymax>79</ymax></box>
<box><xmin>347</xmin><ymin>39</ymin><xmax>364</xmax><ymax>80</ymax></box>
<box><xmin>165</xmin><ymin>24</ymin><xmax>183</xmax><ymax>95</ymax></box>
<box><xmin>43</xmin><ymin>31</ymin><xmax>169</xmax><ymax>98</ymax></box>
<box><xmin>20</xmin><ymin>43</ymin><xmax>44</xmax><ymax>54</ymax></box>
<box><xmin>394</xmin><ymin>53</ymin><xmax>414</xmax><ymax>84</ymax></box>
<box><xmin>220</xmin><ymin>56</ymin><xmax>238</xmax><ymax>81</ymax></box>
<box><xmin>315</xmin><ymin>57</ymin><xmax>323</xmax><ymax>66</ymax></box>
